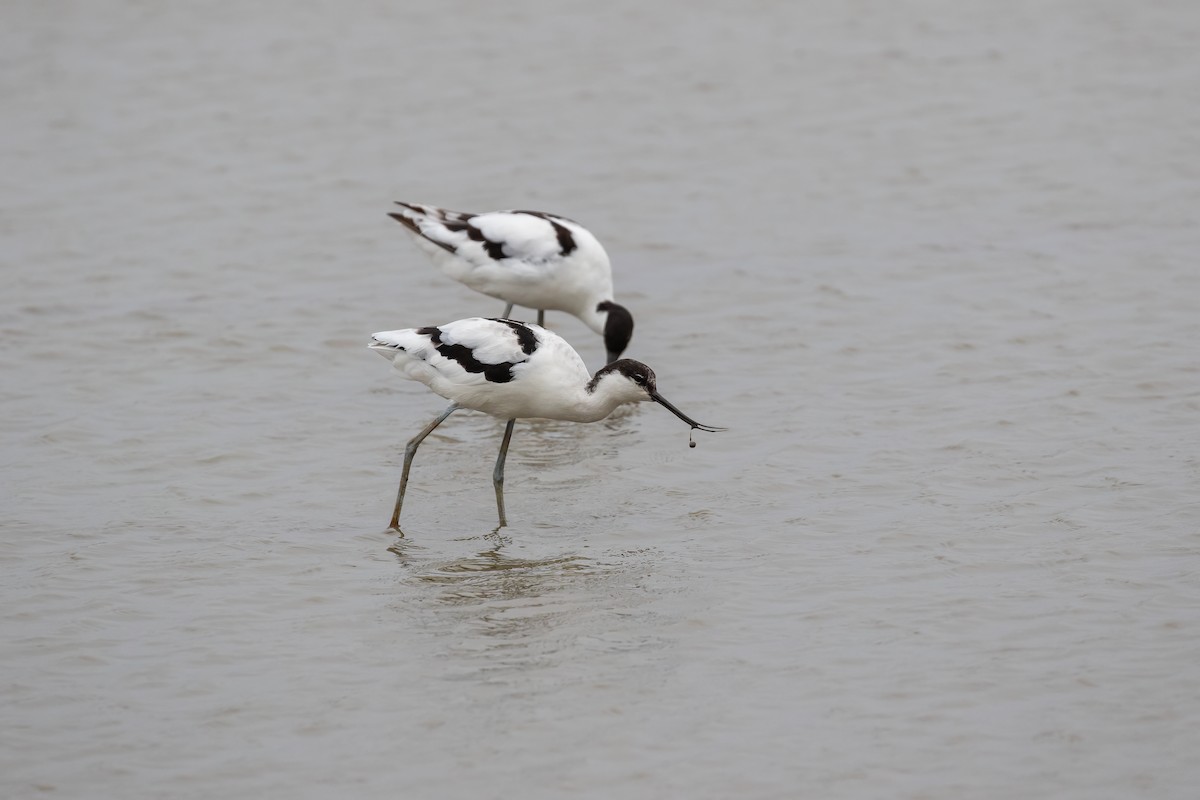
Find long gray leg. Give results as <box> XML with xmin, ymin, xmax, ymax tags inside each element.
<box><xmin>502</xmin><ymin>302</ymin><xmax>514</xmax><ymax>318</ymax></box>
<box><xmin>390</xmin><ymin>403</ymin><xmax>458</xmax><ymax>529</ymax></box>
<box><xmin>492</xmin><ymin>419</ymin><xmax>516</xmax><ymax>527</ymax></box>
<box><xmin>537</xmin><ymin>309</ymin><xmax>544</xmax><ymax>326</ymax></box>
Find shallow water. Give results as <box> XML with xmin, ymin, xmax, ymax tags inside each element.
<box><xmin>3</xmin><ymin>1</ymin><xmax>1200</xmax><ymax>798</ymax></box>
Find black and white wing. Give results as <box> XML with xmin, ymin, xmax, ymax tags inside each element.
<box><xmin>369</xmin><ymin>317</ymin><xmax>541</xmax><ymax>386</ymax></box>
<box><xmin>388</xmin><ymin>202</ymin><xmax>585</xmax><ymax>281</ymax></box>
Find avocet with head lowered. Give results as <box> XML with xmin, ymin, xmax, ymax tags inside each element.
<box><xmin>369</xmin><ymin>317</ymin><xmax>723</xmax><ymax>529</ymax></box>
<box><xmin>388</xmin><ymin>202</ymin><xmax>635</xmax><ymax>363</ymax></box>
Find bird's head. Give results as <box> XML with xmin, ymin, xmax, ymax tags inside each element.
<box><xmin>596</xmin><ymin>301</ymin><xmax>634</xmax><ymax>363</ymax></box>
<box><xmin>587</xmin><ymin>359</ymin><xmax>725</xmax><ymax>435</ymax></box>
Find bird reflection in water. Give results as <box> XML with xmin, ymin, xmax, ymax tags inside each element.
<box><xmin>388</xmin><ymin>532</ymin><xmax>595</xmax><ymax>607</ymax></box>
<box><xmin>385</xmin><ymin>533</ymin><xmax>661</xmax><ymax>680</ymax></box>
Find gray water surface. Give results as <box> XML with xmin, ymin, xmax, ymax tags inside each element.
<box><xmin>4</xmin><ymin>2</ymin><xmax>1200</xmax><ymax>798</ymax></box>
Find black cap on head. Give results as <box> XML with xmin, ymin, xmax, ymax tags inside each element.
<box><xmin>585</xmin><ymin>358</ymin><xmax>653</xmax><ymax>394</ymax></box>
<box><xmin>587</xmin><ymin>358</ymin><xmax>726</xmax><ymax>435</ymax></box>
<box><xmin>597</xmin><ymin>301</ymin><xmax>634</xmax><ymax>364</ymax></box>
<box><xmin>606</xmin><ymin>358</ymin><xmax>656</xmax><ymax>391</ymax></box>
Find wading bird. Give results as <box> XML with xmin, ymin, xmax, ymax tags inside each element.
<box><xmin>369</xmin><ymin>317</ymin><xmax>722</xmax><ymax>528</ymax></box>
<box><xmin>388</xmin><ymin>202</ymin><xmax>635</xmax><ymax>363</ymax></box>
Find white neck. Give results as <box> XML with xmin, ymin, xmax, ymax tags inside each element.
<box><xmin>577</xmin><ymin>300</ymin><xmax>608</xmax><ymax>336</ymax></box>
<box><xmin>556</xmin><ymin>373</ymin><xmax>642</xmax><ymax>423</ymax></box>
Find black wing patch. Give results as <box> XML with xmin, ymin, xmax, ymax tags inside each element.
<box><xmin>550</xmin><ymin>219</ymin><xmax>577</xmax><ymax>256</ymax></box>
<box><xmin>489</xmin><ymin>318</ymin><xmax>539</xmax><ymax>354</ymax></box>
<box><xmin>417</xmin><ymin>324</ymin><xmax>538</xmax><ymax>384</ymax></box>
<box><xmin>463</xmin><ymin>219</ymin><xmax>507</xmax><ymax>261</ymax></box>
<box><xmin>392</xmin><ymin>205</ymin><xmax>580</xmax><ymax>261</ymax></box>
<box><xmin>389</xmin><ymin>206</ymin><xmax>508</xmax><ymax>260</ymax></box>
<box><xmin>511</xmin><ymin>210</ymin><xmax>578</xmax><ymax>257</ymax></box>
<box><xmin>388</xmin><ymin>212</ymin><xmax>457</xmax><ymax>255</ymax></box>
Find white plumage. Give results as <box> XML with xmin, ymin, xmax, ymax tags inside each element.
<box><xmin>388</xmin><ymin>203</ymin><xmax>635</xmax><ymax>363</ymax></box>
<box><xmin>369</xmin><ymin>317</ymin><xmax>722</xmax><ymax>528</ymax></box>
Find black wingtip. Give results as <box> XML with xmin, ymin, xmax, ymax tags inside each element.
<box><xmin>387</xmin><ymin>211</ymin><xmax>420</xmax><ymax>234</ymax></box>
